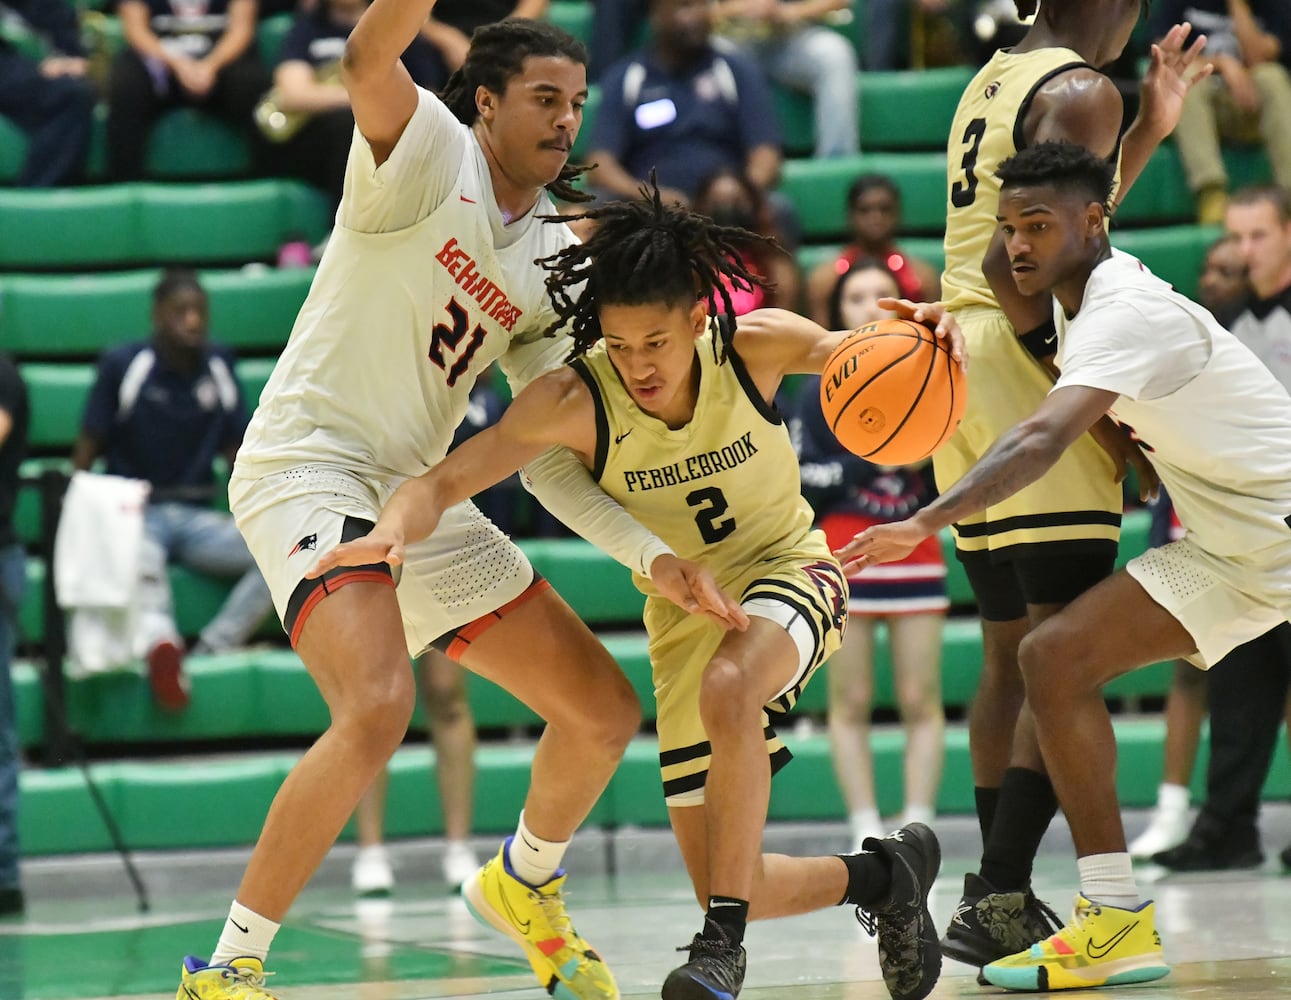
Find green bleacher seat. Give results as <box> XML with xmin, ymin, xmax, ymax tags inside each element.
<box><xmin>0</xmin><ymin>181</ymin><xmax>330</xmax><ymax>269</ymax></box>
<box><xmin>0</xmin><ymin>267</ymin><xmax>312</xmax><ymax>359</ymax></box>
<box><xmin>1111</xmin><ymin>224</ymin><xmax>1223</xmax><ymax>301</ymax></box>
<box><xmin>257</xmin><ymin>12</ymin><xmax>295</xmax><ymax>66</ymax></box>
<box><xmin>20</xmin><ymin>363</ymin><xmax>94</xmax><ymax>450</ymax></box>
<box><xmin>19</xmin><ymin>718</ymin><xmax>1286</xmax><ymax>851</ymax></box>
<box><xmin>140</xmin><ymin>181</ymin><xmax>330</xmax><ymax>261</ymax></box>
<box><xmin>0</xmin><ymin>115</ymin><xmax>24</xmax><ymax>184</ymax></box>
<box><xmin>0</xmin><ymin>185</ymin><xmax>139</xmax><ymax>269</ymax></box>
<box><xmin>146</xmin><ymin>109</ymin><xmax>252</xmax><ymax>179</ymax></box>
<box><xmin>547</xmin><ymin>1</ymin><xmax>594</xmax><ymax>46</ymax></box>
<box><xmin>1117</xmin><ymin>143</ymin><xmax>1272</xmax><ymax>227</ymax></box>
<box><xmin>862</xmin><ymin>68</ymin><xmax>974</xmax><ymax>151</ymax></box>
<box><xmin>781</xmin><ymin>153</ymin><xmax>946</xmax><ymax>240</ymax></box>
<box><xmin>1</xmin><ymin>271</ymin><xmax>154</xmax><ymax>357</ymax></box>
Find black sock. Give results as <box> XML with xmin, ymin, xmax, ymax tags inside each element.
<box><xmin>979</xmin><ymin>767</ymin><xmax>1059</xmax><ymax>892</ymax></box>
<box><xmin>837</xmin><ymin>850</ymin><xmax>891</xmax><ymax>909</ymax></box>
<box><xmin>705</xmin><ymin>896</ymin><xmax>749</xmax><ymax>946</ymax></box>
<box><xmin>975</xmin><ymin>785</ymin><xmax>1000</xmax><ymax>845</ymax></box>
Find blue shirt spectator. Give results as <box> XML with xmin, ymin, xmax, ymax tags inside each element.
<box><xmin>80</xmin><ymin>339</ymin><xmax>247</xmax><ymax>503</ymax></box>
<box><xmin>588</xmin><ymin>0</ymin><xmax>782</xmax><ymax>205</ymax></box>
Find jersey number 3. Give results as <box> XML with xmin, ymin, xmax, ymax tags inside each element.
<box><xmin>687</xmin><ymin>486</ymin><xmax>736</xmax><ymax>544</ymax></box>
<box><xmin>950</xmin><ymin>117</ymin><xmax>986</xmax><ymax>209</ymax></box>
<box><xmin>429</xmin><ymin>298</ymin><xmax>487</xmax><ymax>387</ymax></box>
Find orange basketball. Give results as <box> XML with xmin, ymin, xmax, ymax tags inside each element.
<box><xmin>819</xmin><ymin>318</ymin><xmax>966</xmax><ymax>465</ymax></box>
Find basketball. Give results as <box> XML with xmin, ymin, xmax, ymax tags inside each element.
<box><xmin>819</xmin><ymin>318</ymin><xmax>966</xmax><ymax>465</ymax></box>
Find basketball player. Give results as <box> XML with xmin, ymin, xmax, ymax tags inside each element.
<box><xmin>312</xmin><ymin>189</ymin><xmax>967</xmax><ymax>1000</ymax></box>
<box><xmin>932</xmin><ymin>0</ymin><xmax>1209</xmax><ymax>969</ymax></box>
<box><xmin>173</xmin><ymin>7</ymin><xmax>744</xmax><ymax>1000</ymax></box>
<box><xmin>840</xmin><ymin>140</ymin><xmax>1291</xmax><ymax>991</ymax></box>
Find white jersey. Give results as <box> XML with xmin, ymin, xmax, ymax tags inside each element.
<box><xmin>234</xmin><ymin>87</ymin><xmax>576</xmax><ymax>483</ymax></box>
<box><xmin>1053</xmin><ymin>251</ymin><xmax>1291</xmax><ymax>559</ymax></box>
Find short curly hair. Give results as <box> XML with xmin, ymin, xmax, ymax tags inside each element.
<box><xmin>997</xmin><ymin>141</ymin><xmax>1117</xmax><ymax>212</ymax></box>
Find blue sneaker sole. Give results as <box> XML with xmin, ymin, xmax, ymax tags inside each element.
<box><xmin>984</xmin><ymin>961</ymin><xmax>1171</xmax><ymax>991</ymax></box>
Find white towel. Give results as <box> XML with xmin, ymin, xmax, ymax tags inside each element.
<box><xmin>53</xmin><ymin>471</ymin><xmax>151</xmax><ymax>676</ymax></box>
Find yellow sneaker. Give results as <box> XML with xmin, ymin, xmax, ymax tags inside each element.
<box><xmin>176</xmin><ymin>956</ymin><xmax>280</xmax><ymax>999</ymax></box>
<box><xmin>982</xmin><ymin>895</ymin><xmax>1169</xmax><ymax>991</ymax></box>
<box><xmin>463</xmin><ymin>841</ymin><xmax>618</xmax><ymax>1000</ymax></box>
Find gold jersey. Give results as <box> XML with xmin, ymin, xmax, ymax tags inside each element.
<box><xmin>942</xmin><ymin>46</ymin><xmax>1095</xmax><ymax>312</ymax></box>
<box><xmin>571</xmin><ymin>329</ymin><xmax>819</xmax><ymax>599</ymax></box>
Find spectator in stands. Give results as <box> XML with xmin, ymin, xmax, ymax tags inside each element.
<box><xmin>1149</xmin><ymin>0</ymin><xmax>1291</xmax><ymax>224</ymax></box>
<box><xmin>712</xmin><ymin>0</ymin><xmax>858</xmax><ymax>158</ymax></box>
<box><xmin>107</xmin><ymin>0</ymin><xmax>271</xmax><ymax>181</ymax></box>
<box><xmin>71</xmin><ymin>270</ymin><xmax>275</xmax><ymax>712</ymax></box>
<box><xmin>0</xmin><ymin>354</ymin><xmax>29</xmax><ymax>917</ymax></box>
<box><xmin>588</xmin><ymin>0</ymin><xmax>783</xmax><ymax>208</ymax></box>
<box><xmin>421</xmin><ymin>1</ymin><xmax>549</xmax><ymax>72</ymax></box>
<box><xmin>791</xmin><ymin>258</ymin><xmax>946</xmax><ymax>851</ymax></box>
<box><xmin>803</xmin><ymin>173</ymin><xmax>939</xmax><ymax>329</ymax></box>
<box><xmin>1127</xmin><ymin>233</ymin><xmax>1251</xmax><ymax>860</ymax></box>
<box><xmin>589</xmin><ymin>0</ymin><xmax>649</xmax><ymax>79</ymax></box>
<box><xmin>0</xmin><ymin>0</ymin><xmax>94</xmax><ymax>187</ymax></box>
<box><xmin>350</xmin><ymin>649</ymin><xmax>480</xmax><ymax>894</ymax></box>
<box><xmin>1149</xmin><ymin>184</ymin><xmax>1291</xmax><ymax>872</ymax></box>
<box><xmin>692</xmin><ymin>166</ymin><xmax>800</xmax><ymax>311</ymax></box>
<box><xmin>260</xmin><ymin>0</ymin><xmax>447</xmax><ymax>209</ymax></box>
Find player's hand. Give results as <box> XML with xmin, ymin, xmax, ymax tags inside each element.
<box><xmin>1138</xmin><ymin>22</ymin><xmax>1212</xmax><ymax>138</ymax></box>
<box><xmin>308</xmin><ymin>525</ymin><xmax>409</xmax><ymax>578</ymax></box>
<box><xmin>1089</xmin><ymin>418</ymin><xmax>1159</xmax><ymax>501</ymax></box>
<box><xmin>650</xmin><ymin>554</ymin><xmax>750</xmax><ymax>631</ymax></box>
<box><xmin>833</xmin><ymin>518</ymin><xmax>930</xmax><ymax>575</ymax></box>
<box><xmin>878</xmin><ymin>297</ymin><xmax>968</xmax><ymax>371</ymax></box>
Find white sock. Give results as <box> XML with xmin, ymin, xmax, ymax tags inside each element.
<box><xmin>1157</xmin><ymin>783</ymin><xmax>1190</xmax><ymax>813</ymax></box>
<box><xmin>1077</xmin><ymin>853</ymin><xmax>1141</xmax><ymax>910</ymax></box>
<box><xmin>209</xmin><ymin>900</ymin><xmax>280</xmax><ymax>965</ymax></box>
<box><xmin>849</xmin><ymin>809</ymin><xmax>882</xmax><ymax>836</ymax></box>
<box><xmin>902</xmin><ymin>805</ymin><xmax>935</xmax><ymax>827</ymax></box>
<box><xmin>506</xmin><ymin>812</ymin><xmax>569</xmax><ymax>887</ymax></box>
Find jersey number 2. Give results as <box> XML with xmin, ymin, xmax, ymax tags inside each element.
<box><xmin>687</xmin><ymin>487</ymin><xmax>736</xmax><ymax>544</ymax></box>
<box><xmin>950</xmin><ymin>117</ymin><xmax>986</xmax><ymax>209</ymax></box>
<box><xmin>429</xmin><ymin>298</ymin><xmax>487</xmax><ymax>387</ymax></box>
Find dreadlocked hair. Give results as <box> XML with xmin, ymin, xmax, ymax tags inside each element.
<box><xmin>539</xmin><ymin>180</ymin><xmax>774</xmax><ymax>362</ymax></box>
<box><xmin>437</xmin><ymin>18</ymin><xmax>592</xmax><ymax>203</ymax></box>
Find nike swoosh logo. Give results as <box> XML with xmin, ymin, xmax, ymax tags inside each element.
<box><xmin>614</xmin><ymin>430</ymin><xmax>632</xmax><ymax>444</ymax></box>
<box><xmin>1086</xmin><ymin>921</ymin><xmax>1137</xmax><ymax>959</ymax></box>
<box><xmin>460</xmin><ymin>195</ymin><xmax>477</xmax><ymax>204</ymax></box>
<box><xmin>498</xmin><ymin>879</ymin><xmax>531</xmax><ymax>934</ymax></box>
<box><xmin>232</xmin><ymin>919</ymin><xmax>250</xmax><ymax>933</ymax></box>
<box><xmin>1044</xmin><ymin>332</ymin><xmax>1058</xmax><ymax>344</ymax></box>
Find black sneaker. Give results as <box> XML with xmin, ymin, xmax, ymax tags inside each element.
<box><xmin>1152</xmin><ymin>832</ymin><xmax>1263</xmax><ymax>871</ymax></box>
<box><xmin>940</xmin><ymin>872</ymin><xmax>1062</xmax><ymax>968</ymax></box>
<box><xmin>855</xmin><ymin>822</ymin><xmax>942</xmax><ymax>1000</ymax></box>
<box><xmin>662</xmin><ymin>918</ymin><xmax>747</xmax><ymax>1000</ymax></box>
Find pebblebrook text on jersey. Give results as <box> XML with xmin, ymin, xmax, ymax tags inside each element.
<box><xmin>622</xmin><ymin>432</ymin><xmax>759</xmax><ymax>492</ymax></box>
<box><xmin>434</xmin><ymin>237</ymin><xmax>524</xmax><ymax>332</ymax></box>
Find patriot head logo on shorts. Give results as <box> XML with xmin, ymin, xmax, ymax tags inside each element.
<box><xmin>289</xmin><ymin>533</ymin><xmax>318</xmax><ymax>557</ymax></box>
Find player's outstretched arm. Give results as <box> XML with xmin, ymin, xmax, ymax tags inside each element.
<box><xmin>309</xmin><ymin>371</ymin><xmax>587</xmax><ymax>576</ymax></box>
<box><xmin>341</xmin><ymin>0</ymin><xmax>440</xmax><ymax>162</ymax></box>
<box><xmin>834</xmin><ymin>384</ymin><xmax>1116</xmax><ymax>574</ymax></box>
<box><xmin>732</xmin><ymin>305</ymin><xmax>964</xmax><ymax>395</ymax></box>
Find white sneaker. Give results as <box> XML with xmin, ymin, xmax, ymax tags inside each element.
<box><xmin>442</xmin><ymin>840</ymin><xmax>479</xmax><ymax>890</ymax></box>
<box><xmin>1128</xmin><ymin>807</ymin><xmax>1190</xmax><ymax>860</ymax></box>
<box><xmin>352</xmin><ymin>844</ymin><xmax>394</xmax><ymax>896</ymax></box>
